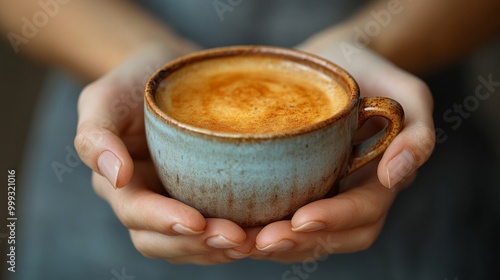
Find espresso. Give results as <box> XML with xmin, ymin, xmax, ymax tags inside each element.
<box><xmin>155</xmin><ymin>56</ymin><xmax>347</xmax><ymax>134</ymax></box>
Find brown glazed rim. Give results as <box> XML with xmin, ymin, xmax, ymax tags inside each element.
<box><xmin>145</xmin><ymin>45</ymin><xmax>360</xmax><ymax>140</ymax></box>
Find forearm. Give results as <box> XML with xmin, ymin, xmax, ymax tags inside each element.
<box><xmin>323</xmin><ymin>0</ymin><xmax>500</xmax><ymax>74</ymax></box>
<box><xmin>372</xmin><ymin>0</ymin><xmax>499</xmax><ymax>73</ymax></box>
<box><xmin>0</xmin><ymin>0</ymin><xmax>193</xmax><ymax>80</ymax></box>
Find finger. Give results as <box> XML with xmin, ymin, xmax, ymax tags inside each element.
<box><xmin>252</xmin><ymin>220</ymin><xmax>385</xmax><ymax>262</ymax></box>
<box><xmin>224</xmin><ymin>227</ymin><xmax>265</xmax><ymax>260</ymax></box>
<box><xmin>93</xmin><ymin>161</ymin><xmax>206</xmax><ymax>236</ymax></box>
<box><xmin>375</xmin><ymin>76</ymin><xmax>435</xmax><ymax>188</ymax></box>
<box><xmin>171</xmin><ymin>227</ymin><xmax>263</xmax><ymax>264</ymax></box>
<box><xmin>130</xmin><ymin>218</ymin><xmax>246</xmax><ymax>260</ymax></box>
<box><xmin>168</xmin><ymin>252</ymin><xmax>238</xmax><ymax>265</ymax></box>
<box><xmin>329</xmin><ymin>49</ymin><xmax>436</xmax><ymax>189</ymax></box>
<box><xmin>75</xmin><ymin>81</ymin><xmax>139</xmax><ymax>189</ymax></box>
<box><xmin>74</xmin><ymin>50</ymin><xmax>160</xmax><ymax>189</ymax></box>
<box><xmin>290</xmin><ymin>161</ymin><xmax>397</xmax><ymax>233</ymax></box>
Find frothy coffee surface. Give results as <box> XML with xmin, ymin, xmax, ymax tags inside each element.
<box><xmin>155</xmin><ymin>56</ymin><xmax>347</xmax><ymax>134</ymax></box>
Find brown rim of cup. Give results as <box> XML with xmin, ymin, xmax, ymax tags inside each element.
<box><xmin>144</xmin><ymin>45</ymin><xmax>360</xmax><ymax>140</ymax></box>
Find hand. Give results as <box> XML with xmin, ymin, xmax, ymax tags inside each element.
<box><xmin>237</xmin><ymin>29</ymin><xmax>435</xmax><ymax>262</ymax></box>
<box><xmin>74</xmin><ymin>43</ymin><xmax>254</xmax><ymax>265</ymax></box>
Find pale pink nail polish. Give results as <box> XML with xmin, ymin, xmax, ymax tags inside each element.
<box><xmin>386</xmin><ymin>149</ymin><xmax>415</xmax><ymax>188</ymax></box>
<box><xmin>97</xmin><ymin>151</ymin><xmax>122</xmax><ymax>189</ymax></box>
<box><xmin>225</xmin><ymin>249</ymin><xmax>249</xmax><ymax>259</ymax></box>
<box><xmin>292</xmin><ymin>221</ymin><xmax>326</xmax><ymax>232</ymax></box>
<box><xmin>206</xmin><ymin>235</ymin><xmax>239</xmax><ymax>249</ymax></box>
<box><xmin>256</xmin><ymin>240</ymin><xmax>295</xmax><ymax>252</ymax></box>
<box><xmin>171</xmin><ymin>223</ymin><xmax>204</xmax><ymax>235</ymax></box>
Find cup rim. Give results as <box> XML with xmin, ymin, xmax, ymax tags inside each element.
<box><xmin>145</xmin><ymin>45</ymin><xmax>359</xmax><ymax>140</ymax></box>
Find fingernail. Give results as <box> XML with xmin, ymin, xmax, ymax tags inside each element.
<box><xmin>225</xmin><ymin>249</ymin><xmax>249</xmax><ymax>259</ymax></box>
<box><xmin>386</xmin><ymin>149</ymin><xmax>415</xmax><ymax>188</ymax></box>
<box><xmin>292</xmin><ymin>221</ymin><xmax>326</xmax><ymax>233</ymax></box>
<box><xmin>172</xmin><ymin>223</ymin><xmax>204</xmax><ymax>236</ymax></box>
<box><xmin>206</xmin><ymin>235</ymin><xmax>240</xmax><ymax>249</ymax></box>
<box><xmin>97</xmin><ymin>151</ymin><xmax>122</xmax><ymax>189</ymax></box>
<box><xmin>256</xmin><ymin>240</ymin><xmax>295</xmax><ymax>252</ymax></box>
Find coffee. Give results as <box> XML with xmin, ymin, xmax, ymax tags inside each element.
<box><xmin>155</xmin><ymin>55</ymin><xmax>347</xmax><ymax>134</ymax></box>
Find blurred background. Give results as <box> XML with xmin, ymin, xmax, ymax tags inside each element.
<box><xmin>0</xmin><ymin>39</ymin><xmax>46</xmax><ymax>274</ymax></box>
<box><xmin>0</xmin><ymin>40</ymin><xmax>45</xmax><ymax>172</ymax></box>
<box><xmin>0</xmin><ymin>2</ymin><xmax>499</xmax><ymax>278</ymax></box>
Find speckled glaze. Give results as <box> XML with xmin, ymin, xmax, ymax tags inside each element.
<box><xmin>145</xmin><ymin>46</ymin><xmax>404</xmax><ymax>227</ymax></box>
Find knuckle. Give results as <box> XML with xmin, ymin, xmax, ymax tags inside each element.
<box><xmin>74</xmin><ymin>127</ymin><xmax>91</xmax><ymax>150</ymax></box>
<box><xmin>80</xmin><ymin>82</ymin><xmax>110</xmax><ymax>101</ymax></box>
<box><xmin>74</xmin><ymin>127</ymin><xmax>96</xmax><ymax>161</ymax></box>
<box><xmin>410</xmin><ymin>78</ymin><xmax>430</xmax><ymax>94</ymax></box>
<box><xmin>74</xmin><ymin>121</ymin><xmax>117</xmax><ymax>165</ymax></box>
<box><xmin>78</xmin><ymin>84</ymin><xmax>93</xmax><ymax>104</ymax></box>
<box><xmin>78</xmin><ymin>83</ymin><xmax>103</xmax><ymax>110</ymax></box>
<box><xmin>80</xmin><ymin>83</ymin><xmax>93</xmax><ymax>97</ymax></box>
<box><xmin>116</xmin><ymin>198</ymin><xmax>140</xmax><ymax>230</ymax></box>
<box><xmin>412</xmin><ymin>79</ymin><xmax>435</xmax><ymax>110</ymax></box>
<box><xmin>403</xmin><ymin>75</ymin><xmax>431</xmax><ymax>97</ymax></box>
<box><xmin>116</xmin><ymin>194</ymin><xmax>170</xmax><ymax>234</ymax></box>
<box><xmin>340</xmin><ymin>196</ymin><xmax>369</xmax><ymax>223</ymax></box>
<box><xmin>420</xmin><ymin>126</ymin><xmax>436</xmax><ymax>153</ymax></box>
<box><xmin>411</xmin><ymin>124</ymin><xmax>436</xmax><ymax>163</ymax></box>
<box><xmin>399</xmin><ymin>75</ymin><xmax>434</xmax><ymax>108</ymax></box>
<box><xmin>74</xmin><ymin>130</ymin><xmax>104</xmax><ymax>168</ymax></box>
<box><xmin>81</xmin><ymin>82</ymin><xmax>101</xmax><ymax>95</ymax></box>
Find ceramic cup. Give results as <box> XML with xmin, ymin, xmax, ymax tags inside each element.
<box><xmin>144</xmin><ymin>46</ymin><xmax>404</xmax><ymax>227</ymax></box>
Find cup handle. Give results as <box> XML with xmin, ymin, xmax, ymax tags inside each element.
<box><xmin>344</xmin><ymin>97</ymin><xmax>405</xmax><ymax>176</ymax></box>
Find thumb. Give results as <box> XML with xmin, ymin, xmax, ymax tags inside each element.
<box><xmin>75</xmin><ymin>81</ymin><xmax>135</xmax><ymax>189</ymax></box>
<box><xmin>378</xmin><ymin>120</ymin><xmax>435</xmax><ymax>189</ymax></box>
<box><xmin>377</xmin><ymin>80</ymin><xmax>436</xmax><ymax>189</ymax></box>
<box><xmin>73</xmin><ymin>44</ymin><xmax>202</xmax><ymax>189</ymax></box>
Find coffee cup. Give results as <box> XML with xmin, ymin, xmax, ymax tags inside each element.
<box><xmin>144</xmin><ymin>46</ymin><xmax>404</xmax><ymax>227</ymax></box>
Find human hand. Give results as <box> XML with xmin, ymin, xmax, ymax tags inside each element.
<box><xmin>74</xmin><ymin>43</ymin><xmax>255</xmax><ymax>264</ymax></box>
<box><xmin>297</xmin><ymin>28</ymin><xmax>436</xmax><ymax>189</ymax></box>
<box><xmin>231</xmin><ymin>30</ymin><xmax>435</xmax><ymax>262</ymax></box>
